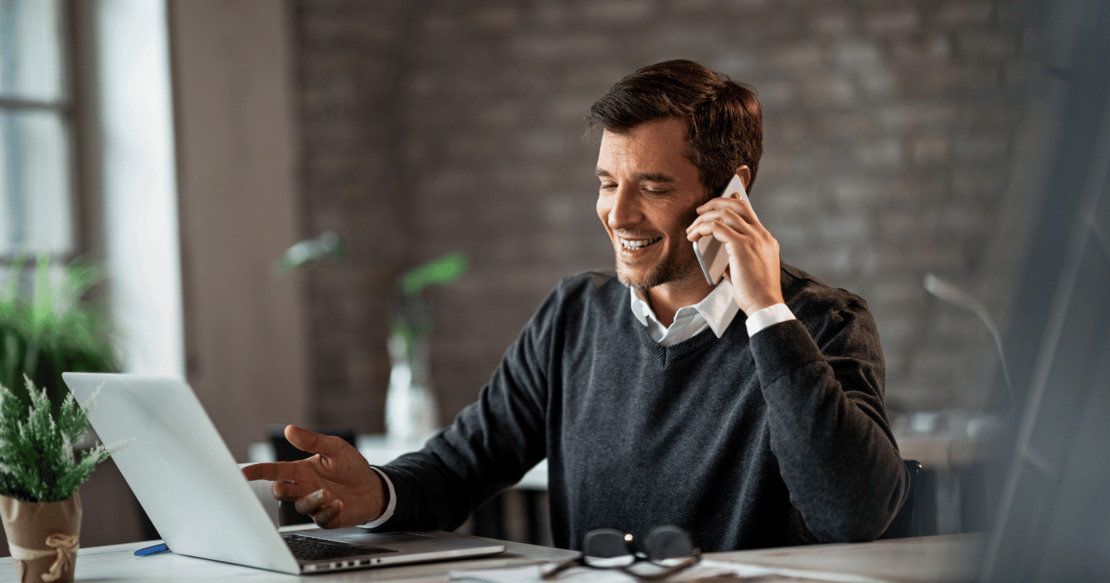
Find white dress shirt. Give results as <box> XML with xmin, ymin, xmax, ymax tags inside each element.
<box><xmin>361</xmin><ymin>467</ymin><xmax>397</xmax><ymax>528</ymax></box>
<box><xmin>629</xmin><ymin>277</ymin><xmax>795</xmax><ymax>345</ymax></box>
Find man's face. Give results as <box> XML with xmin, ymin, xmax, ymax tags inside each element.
<box><xmin>595</xmin><ymin>118</ymin><xmax>707</xmax><ymax>291</ymax></box>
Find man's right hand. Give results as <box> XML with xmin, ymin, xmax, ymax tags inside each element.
<box><xmin>241</xmin><ymin>424</ymin><xmax>387</xmax><ymax>529</ymax></box>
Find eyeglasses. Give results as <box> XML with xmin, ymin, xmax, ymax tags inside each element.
<box><xmin>542</xmin><ymin>525</ymin><xmax>701</xmax><ymax>580</ymax></box>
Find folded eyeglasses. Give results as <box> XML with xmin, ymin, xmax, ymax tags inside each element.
<box><xmin>542</xmin><ymin>525</ymin><xmax>701</xmax><ymax>580</ymax></box>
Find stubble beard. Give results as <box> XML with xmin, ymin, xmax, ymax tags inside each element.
<box><xmin>615</xmin><ymin>246</ymin><xmax>703</xmax><ymax>291</ymax></box>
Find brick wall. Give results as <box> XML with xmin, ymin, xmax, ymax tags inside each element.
<box><xmin>293</xmin><ymin>0</ymin><xmax>1036</xmax><ymax>431</ymax></box>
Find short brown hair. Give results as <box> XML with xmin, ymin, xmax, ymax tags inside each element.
<box><xmin>586</xmin><ymin>59</ymin><xmax>763</xmax><ymax>197</ymax></box>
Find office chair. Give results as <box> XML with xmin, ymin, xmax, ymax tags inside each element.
<box><xmin>878</xmin><ymin>459</ymin><xmax>923</xmax><ymax>539</ymax></box>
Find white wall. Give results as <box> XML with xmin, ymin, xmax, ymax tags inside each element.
<box><xmin>168</xmin><ymin>0</ymin><xmax>308</xmax><ymax>460</ymax></box>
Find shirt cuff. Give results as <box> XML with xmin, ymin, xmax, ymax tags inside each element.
<box><xmin>359</xmin><ymin>466</ymin><xmax>396</xmax><ymax>529</ymax></box>
<box><xmin>745</xmin><ymin>303</ymin><xmax>796</xmax><ymax>337</ymax></box>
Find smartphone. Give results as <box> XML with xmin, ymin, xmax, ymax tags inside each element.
<box><xmin>693</xmin><ymin>173</ymin><xmax>750</xmax><ymax>286</ymax></box>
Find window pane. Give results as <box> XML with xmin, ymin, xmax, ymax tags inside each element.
<box><xmin>0</xmin><ymin>109</ymin><xmax>73</xmax><ymax>256</ymax></box>
<box><xmin>0</xmin><ymin>0</ymin><xmax>65</xmax><ymax>103</ymax></box>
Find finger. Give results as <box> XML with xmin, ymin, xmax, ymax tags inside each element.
<box><xmin>242</xmin><ymin>461</ymin><xmax>305</xmax><ymax>483</ymax></box>
<box><xmin>687</xmin><ymin>219</ymin><xmax>723</xmax><ymax>242</ymax></box>
<box><xmin>271</xmin><ymin>480</ymin><xmax>318</xmax><ymax>502</ymax></box>
<box><xmin>687</xmin><ymin>211</ymin><xmax>725</xmax><ymax>236</ymax></box>
<box><xmin>241</xmin><ymin>463</ymin><xmax>266</xmax><ymax>481</ymax></box>
<box><xmin>285</xmin><ymin>424</ymin><xmax>350</xmax><ymax>458</ymax></box>
<box><xmin>313</xmin><ymin>499</ymin><xmax>345</xmax><ymax>529</ymax></box>
<box><xmin>688</xmin><ymin>206</ymin><xmax>749</xmax><ymax>234</ymax></box>
<box><xmin>697</xmin><ymin>197</ymin><xmax>760</xmax><ymax>225</ymax></box>
<box><xmin>711</xmin><ymin>222</ymin><xmax>746</xmax><ymax>248</ymax></box>
<box><xmin>696</xmin><ymin>196</ymin><xmax>744</xmax><ymax>213</ymax></box>
<box><xmin>295</xmin><ymin>488</ymin><xmax>334</xmax><ymax>516</ymax></box>
<box><xmin>687</xmin><ymin>213</ymin><xmax>748</xmax><ymax>242</ymax></box>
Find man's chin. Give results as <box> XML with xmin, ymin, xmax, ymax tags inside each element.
<box><xmin>615</xmin><ymin>259</ymin><xmax>702</xmax><ymax>291</ymax></box>
<box><xmin>616</xmin><ymin>267</ymin><xmax>664</xmax><ymax>291</ymax></box>
<box><xmin>622</xmin><ymin>279</ymin><xmax>655</xmax><ymax>292</ymax></box>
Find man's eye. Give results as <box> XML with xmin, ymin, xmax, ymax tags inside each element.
<box><xmin>599</xmin><ymin>183</ymin><xmax>616</xmax><ymax>191</ymax></box>
<box><xmin>644</xmin><ymin>188</ymin><xmax>670</xmax><ymax>196</ymax></box>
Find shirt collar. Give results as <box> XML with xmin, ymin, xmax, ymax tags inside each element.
<box><xmin>628</xmin><ymin>278</ymin><xmax>741</xmax><ymax>339</ymax></box>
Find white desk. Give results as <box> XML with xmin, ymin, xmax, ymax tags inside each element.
<box><xmin>712</xmin><ymin>533</ymin><xmax>984</xmax><ymax>583</ymax></box>
<box><xmin>0</xmin><ymin>530</ymin><xmax>575</xmax><ymax>583</ymax></box>
<box><xmin>0</xmin><ymin>533</ymin><xmax>983</xmax><ymax>582</ymax></box>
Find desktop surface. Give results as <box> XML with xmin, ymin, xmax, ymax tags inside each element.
<box><xmin>0</xmin><ymin>531</ymin><xmax>575</xmax><ymax>583</ymax></box>
<box><xmin>0</xmin><ymin>531</ymin><xmax>982</xmax><ymax>582</ymax></box>
<box><xmin>713</xmin><ymin>533</ymin><xmax>983</xmax><ymax>583</ymax></box>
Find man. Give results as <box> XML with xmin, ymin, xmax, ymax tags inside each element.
<box><xmin>244</xmin><ymin>59</ymin><xmax>907</xmax><ymax>552</ymax></box>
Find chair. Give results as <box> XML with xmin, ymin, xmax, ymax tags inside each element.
<box><xmin>878</xmin><ymin>459</ymin><xmax>923</xmax><ymax>539</ymax></box>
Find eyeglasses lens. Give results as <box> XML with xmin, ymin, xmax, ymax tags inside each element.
<box><xmin>582</xmin><ymin>529</ymin><xmax>635</xmax><ymax>567</ymax></box>
<box><xmin>646</xmin><ymin>525</ymin><xmax>694</xmax><ymax>561</ymax></box>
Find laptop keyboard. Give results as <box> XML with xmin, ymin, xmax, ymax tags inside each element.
<box><xmin>283</xmin><ymin>533</ymin><xmax>396</xmax><ymax>561</ymax></box>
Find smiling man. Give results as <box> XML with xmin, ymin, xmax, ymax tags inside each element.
<box><xmin>245</xmin><ymin>60</ymin><xmax>908</xmax><ymax>552</ymax></box>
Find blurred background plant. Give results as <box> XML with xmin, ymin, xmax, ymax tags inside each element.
<box><xmin>0</xmin><ymin>255</ymin><xmax>118</xmax><ymax>415</ymax></box>
<box><xmin>386</xmin><ymin>251</ymin><xmax>468</xmax><ymax>440</ymax></box>
<box><xmin>390</xmin><ymin>251</ymin><xmax>468</xmax><ymax>356</ymax></box>
<box><xmin>274</xmin><ymin>231</ymin><xmax>467</xmax><ymax>439</ymax></box>
<box><xmin>273</xmin><ymin>230</ymin><xmax>348</xmax><ymax>275</ymax></box>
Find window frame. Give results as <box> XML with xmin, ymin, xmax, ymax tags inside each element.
<box><xmin>0</xmin><ymin>0</ymin><xmax>80</xmax><ymax>263</ymax></box>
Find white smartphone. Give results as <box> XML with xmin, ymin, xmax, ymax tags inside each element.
<box><xmin>693</xmin><ymin>173</ymin><xmax>750</xmax><ymax>286</ymax></box>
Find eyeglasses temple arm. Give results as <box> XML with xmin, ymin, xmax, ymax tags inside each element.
<box><xmin>540</xmin><ymin>554</ymin><xmax>584</xmax><ymax>580</ymax></box>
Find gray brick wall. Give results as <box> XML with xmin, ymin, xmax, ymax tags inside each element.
<box><xmin>293</xmin><ymin>0</ymin><xmax>1036</xmax><ymax>431</ymax></box>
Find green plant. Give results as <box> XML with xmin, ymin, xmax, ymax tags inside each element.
<box><xmin>390</xmin><ymin>252</ymin><xmax>468</xmax><ymax>353</ymax></box>
<box><xmin>0</xmin><ymin>376</ymin><xmax>125</xmax><ymax>502</ymax></box>
<box><xmin>0</xmin><ymin>255</ymin><xmax>117</xmax><ymax>414</ymax></box>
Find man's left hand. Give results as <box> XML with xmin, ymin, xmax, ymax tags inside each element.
<box><xmin>686</xmin><ymin>194</ymin><xmax>784</xmax><ymax>315</ymax></box>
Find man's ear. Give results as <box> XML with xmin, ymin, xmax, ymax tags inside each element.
<box><xmin>735</xmin><ymin>165</ymin><xmax>752</xmax><ymax>191</ymax></box>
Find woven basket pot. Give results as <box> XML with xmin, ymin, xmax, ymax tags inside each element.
<box><xmin>0</xmin><ymin>493</ymin><xmax>81</xmax><ymax>583</ymax></box>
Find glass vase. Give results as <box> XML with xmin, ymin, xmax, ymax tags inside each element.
<box><xmin>385</xmin><ymin>332</ymin><xmax>439</xmax><ymax>443</ymax></box>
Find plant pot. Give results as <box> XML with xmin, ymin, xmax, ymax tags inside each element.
<box><xmin>0</xmin><ymin>493</ymin><xmax>81</xmax><ymax>583</ymax></box>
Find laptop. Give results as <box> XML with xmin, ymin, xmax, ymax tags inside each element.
<box><xmin>61</xmin><ymin>372</ymin><xmax>505</xmax><ymax>575</ymax></box>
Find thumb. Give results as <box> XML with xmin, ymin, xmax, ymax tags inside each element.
<box><xmin>284</xmin><ymin>424</ymin><xmax>348</xmax><ymax>457</ymax></box>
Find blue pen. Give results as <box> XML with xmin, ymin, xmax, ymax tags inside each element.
<box><xmin>134</xmin><ymin>543</ymin><xmax>170</xmax><ymax>557</ymax></box>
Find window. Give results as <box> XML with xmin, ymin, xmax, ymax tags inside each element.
<box><xmin>0</xmin><ymin>0</ymin><xmax>73</xmax><ymax>258</ymax></box>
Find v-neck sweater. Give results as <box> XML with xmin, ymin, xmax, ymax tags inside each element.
<box><xmin>376</xmin><ymin>266</ymin><xmax>907</xmax><ymax>552</ymax></box>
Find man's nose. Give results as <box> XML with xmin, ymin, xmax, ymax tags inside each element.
<box><xmin>607</xmin><ymin>185</ymin><xmax>641</xmax><ymax>229</ymax></box>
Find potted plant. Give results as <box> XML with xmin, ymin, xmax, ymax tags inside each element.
<box><xmin>0</xmin><ymin>255</ymin><xmax>121</xmax><ymax>581</ymax></box>
<box><xmin>0</xmin><ymin>377</ymin><xmax>124</xmax><ymax>582</ymax></box>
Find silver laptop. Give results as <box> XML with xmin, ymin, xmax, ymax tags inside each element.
<box><xmin>62</xmin><ymin>372</ymin><xmax>505</xmax><ymax>575</ymax></box>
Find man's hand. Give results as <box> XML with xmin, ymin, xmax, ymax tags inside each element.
<box><xmin>241</xmin><ymin>424</ymin><xmax>386</xmax><ymax>529</ymax></box>
<box><xmin>686</xmin><ymin>193</ymin><xmax>784</xmax><ymax>315</ymax></box>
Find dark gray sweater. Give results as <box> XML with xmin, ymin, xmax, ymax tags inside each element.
<box><xmin>376</xmin><ymin>266</ymin><xmax>908</xmax><ymax>552</ymax></box>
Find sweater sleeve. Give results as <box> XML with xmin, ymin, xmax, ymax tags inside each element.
<box><xmin>366</xmin><ymin>283</ymin><xmax>560</xmax><ymax>532</ymax></box>
<box><xmin>750</xmin><ymin>298</ymin><xmax>908</xmax><ymax>543</ymax></box>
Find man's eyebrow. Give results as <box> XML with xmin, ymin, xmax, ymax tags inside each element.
<box><xmin>636</xmin><ymin>172</ymin><xmax>677</xmax><ymax>183</ymax></box>
<box><xmin>594</xmin><ymin>168</ymin><xmax>679</xmax><ymax>183</ymax></box>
